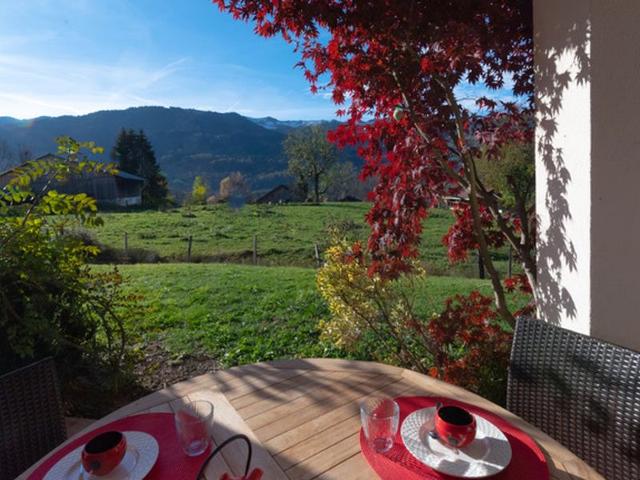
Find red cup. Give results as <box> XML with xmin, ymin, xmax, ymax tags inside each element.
<box><xmin>435</xmin><ymin>405</ymin><xmax>477</xmax><ymax>448</ymax></box>
<box><xmin>81</xmin><ymin>431</ymin><xmax>127</xmax><ymax>476</ymax></box>
<box><xmin>220</xmin><ymin>468</ymin><xmax>264</xmax><ymax>480</ymax></box>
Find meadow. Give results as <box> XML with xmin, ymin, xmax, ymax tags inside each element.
<box><xmin>94</xmin><ymin>203</ymin><xmax>515</xmax><ymax>277</ymax></box>
<box><xmin>103</xmin><ymin>263</ymin><xmax>523</xmax><ymax>370</ymax></box>
<box><xmin>87</xmin><ymin>203</ymin><xmax>522</xmax><ymax>399</ymax></box>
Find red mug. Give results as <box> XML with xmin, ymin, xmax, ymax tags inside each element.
<box><xmin>220</xmin><ymin>469</ymin><xmax>263</xmax><ymax>480</ymax></box>
<box><xmin>81</xmin><ymin>431</ymin><xmax>127</xmax><ymax>476</ymax></box>
<box><xmin>435</xmin><ymin>405</ymin><xmax>477</xmax><ymax>448</ymax></box>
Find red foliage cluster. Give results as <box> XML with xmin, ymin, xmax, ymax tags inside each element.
<box><xmin>212</xmin><ymin>0</ymin><xmax>534</xmax><ymax>278</ymax></box>
<box><xmin>428</xmin><ymin>291</ymin><xmax>512</xmax><ymax>391</ymax></box>
<box><xmin>442</xmin><ymin>204</ymin><xmax>505</xmax><ymax>263</ymax></box>
<box><xmin>504</xmin><ymin>273</ymin><xmax>532</xmax><ymax>294</ymax></box>
<box><xmin>342</xmin><ymin>240</ymin><xmax>364</xmax><ymax>264</ymax></box>
<box><xmin>504</xmin><ymin>274</ymin><xmax>536</xmax><ymax>317</ymax></box>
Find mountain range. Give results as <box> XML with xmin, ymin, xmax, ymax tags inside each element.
<box><xmin>0</xmin><ymin>106</ymin><xmax>356</xmax><ymax>195</ymax></box>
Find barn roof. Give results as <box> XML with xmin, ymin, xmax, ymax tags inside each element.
<box><xmin>0</xmin><ymin>153</ymin><xmax>144</xmax><ymax>182</ymax></box>
<box><xmin>114</xmin><ymin>170</ymin><xmax>144</xmax><ymax>182</ymax></box>
<box><xmin>255</xmin><ymin>184</ymin><xmax>290</xmax><ymax>203</ymax></box>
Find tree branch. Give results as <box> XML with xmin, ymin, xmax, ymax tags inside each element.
<box><xmin>435</xmin><ymin>77</ymin><xmax>514</xmax><ymax>326</ymax></box>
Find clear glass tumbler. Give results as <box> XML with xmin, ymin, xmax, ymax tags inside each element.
<box><xmin>360</xmin><ymin>396</ymin><xmax>400</xmax><ymax>453</ymax></box>
<box><xmin>174</xmin><ymin>400</ymin><xmax>214</xmax><ymax>456</ymax></box>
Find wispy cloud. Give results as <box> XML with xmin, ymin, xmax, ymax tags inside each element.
<box><xmin>119</xmin><ymin>57</ymin><xmax>190</xmax><ymax>92</ymax></box>
<box><xmin>0</xmin><ymin>53</ymin><xmax>193</xmax><ymax>117</ymax></box>
<box><xmin>0</xmin><ymin>0</ymin><xmax>342</xmax><ymax>120</ymax></box>
<box><xmin>0</xmin><ymin>92</ymin><xmax>82</xmax><ymax>115</ymax></box>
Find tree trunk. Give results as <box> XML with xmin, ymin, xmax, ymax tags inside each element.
<box><xmin>442</xmin><ymin>81</ymin><xmax>515</xmax><ymax>326</ymax></box>
<box><xmin>466</xmin><ymin>163</ymin><xmax>515</xmax><ymax>326</ymax></box>
<box><xmin>393</xmin><ymin>72</ymin><xmax>529</xmax><ymax>325</ymax></box>
<box><xmin>314</xmin><ymin>174</ymin><xmax>320</xmax><ymax>203</ymax></box>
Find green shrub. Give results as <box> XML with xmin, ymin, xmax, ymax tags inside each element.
<box><xmin>0</xmin><ymin>138</ymin><xmax>138</xmax><ymax>399</ymax></box>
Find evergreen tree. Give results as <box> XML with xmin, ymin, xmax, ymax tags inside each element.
<box><xmin>135</xmin><ymin>130</ymin><xmax>168</xmax><ymax>207</ymax></box>
<box><xmin>111</xmin><ymin>129</ymin><xmax>168</xmax><ymax>207</ymax></box>
<box><xmin>111</xmin><ymin>129</ymin><xmax>138</xmax><ymax>173</ymax></box>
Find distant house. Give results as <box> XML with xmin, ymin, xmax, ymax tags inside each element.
<box><xmin>338</xmin><ymin>195</ymin><xmax>362</xmax><ymax>202</ymax></box>
<box><xmin>255</xmin><ymin>184</ymin><xmax>293</xmax><ymax>204</ymax></box>
<box><xmin>0</xmin><ymin>154</ymin><xmax>144</xmax><ymax>207</ymax></box>
<box><xmin>438</xmin><ymin>196</ymin><xmax>465</xmax><ymax>208</ymax></box>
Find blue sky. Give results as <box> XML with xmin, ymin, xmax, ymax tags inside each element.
<box><xmin>0</xmin><ymin>0</ymin><xmax>515</xmax><ymax>121</ymax></box>
<box><xmin>0</xmin><ymin>0</ymin><xmax>339</xmax><ymax>120</ymax></box>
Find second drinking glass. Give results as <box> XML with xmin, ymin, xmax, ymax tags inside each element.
<box><xmin>360</xmin><ymin>396</ymin><xmax>400</xmax><ymax>453</ymax></box>
<box><xmin>174</xmin><ymin>400</ymin><xmax>214</xmax><ymax>456</ymax></box>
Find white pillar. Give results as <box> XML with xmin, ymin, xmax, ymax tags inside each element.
<box><xmin>535</xmin><ymin>0</ymin><xmax>640</xmax><ymax>351</ymax></box>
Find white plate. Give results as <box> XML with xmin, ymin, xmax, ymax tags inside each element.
<box><xmin>43</xmin><ymin>431</ymin><xmax>159</xmax><ymax>480</ymax></box>
<box><xmin>401</xmin><ymin>407</ymin><xmax>512</xmax><ymax>478</ymax></box>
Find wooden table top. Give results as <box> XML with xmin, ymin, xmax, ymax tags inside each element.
<box><xmin>19</xmin><ymin>358</ymin><xmax>603</xmax><ymax>480</ymax></box>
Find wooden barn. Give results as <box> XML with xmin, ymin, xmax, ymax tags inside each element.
<box><xmin>255</xmin><ymin>184</ymin><xmax>293</xmax><ymax>204</ymax></box>
<box><xmin>0</xmin><ymin>154</ymin><xmax>144</xmax><ymax>207</ymax></box>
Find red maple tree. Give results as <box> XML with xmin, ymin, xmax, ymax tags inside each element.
<box><xmin>212</xmin><ymin>0</ymin><xmax>535</xmax><ymax>324</ymax></box>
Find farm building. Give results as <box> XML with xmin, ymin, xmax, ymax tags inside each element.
<box><xmin>0</xmin><ymin>154</ymin><xmax>144</xmax><ymax>207</ymax></box>
<box><xmin>338</xmin><ymin>195</ymin><xmax>362</xmax><ymax>202</ymax></box>
<box><xmin>255</xmin><ymin>184</ymin><xmax>293</xmax><ymax>204</ymax></box>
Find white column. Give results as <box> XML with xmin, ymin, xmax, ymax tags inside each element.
<box><xmin>535</xmin><ymin>0</ymin><xmax>640</xmax><ymax>351</ymax></box>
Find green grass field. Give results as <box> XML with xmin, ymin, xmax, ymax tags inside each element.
<box><xmin>104</xmin><ymin>263</ymin><xmax>524</xmax><ymax>369</ymax></box>
<box><xmin>93</xmin><ymin>203</ymin><xmax>515</xmax><ymax>277</ymax></box>
<box><xmin>87</xmin><ymin>204</ymin><xmax>522</xmax><ymax>393</ymax></box>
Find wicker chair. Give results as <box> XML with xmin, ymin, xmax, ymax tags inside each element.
<box><xmin>0</xmin><ymin>357</ymin><xmax>67</xmax><ymax>480</ymax></box>
<box><xmin>508</xmin><ymin>317</ymin><xmax>640</xmax><ymax>480</ymax></box>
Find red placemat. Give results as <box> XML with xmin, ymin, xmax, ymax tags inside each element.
<box><xmin>360</xmin><ymin>396</ymin><xmax>549</xmax><ymax>480</ymax></box>
<box><xmin>28</xmin><ymin>413</ymin><xmax>212</xmax><ymax>480</ymax></box>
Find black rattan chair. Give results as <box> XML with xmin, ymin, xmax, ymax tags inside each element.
<box><xmin>0</xmin><ymin>357</ymin><xmax>67</xmax><ymax>480</ymax></box>
<box><xmin>508</xmin><ymin>317</ymin><xmax>640</xmax><ymax>480</ymax></box>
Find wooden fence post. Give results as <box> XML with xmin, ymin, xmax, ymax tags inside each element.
<box><xmin>187</xmin><ymin>235</ymin><xmax>193</xmax><ymax>262</ymax></box>
<box><xmin>253</xmin><ymin>235</ymin><xmax>257</xmax><ymax>265</ymax></box>
<box><xmin>314</xmin><ymin>243</ymin><xmax>321</xmax><ymax>268</ymax></box>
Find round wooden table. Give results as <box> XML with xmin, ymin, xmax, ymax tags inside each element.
<box><xmin>18</xmin><ymin>359</ymin><xmax>603</xmax><ymax>480</ymax></box>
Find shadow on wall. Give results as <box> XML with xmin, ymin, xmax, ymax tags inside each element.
<box><xmin>534</xmin><ymin>1</ymin><xmax>591</xmax><ymax>325</ymax></box>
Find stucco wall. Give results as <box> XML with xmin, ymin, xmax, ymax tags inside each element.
<box><xmin>535</xmin><ymin>0</ymin><xmax>591</xmax><ymax>335</ymax></box>
<box><xmin>589</xmin><ymin>2</ymin><xmax>640</xmax><ymax>350</ymax></box>
<box><xmin>535</xmin><ymin>0</ymin><xmax>640</xmax><ymax>351</ymax></box>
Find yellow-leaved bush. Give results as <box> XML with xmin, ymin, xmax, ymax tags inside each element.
<box><xmin>316</xmin><ymin>238</ymin><xmax>513</xmax><ymax>404</ymax></box>
<box><xmin>316</xmin><ymin>237</ymin><xmax>434</xmax><ymax>372</ymax></box>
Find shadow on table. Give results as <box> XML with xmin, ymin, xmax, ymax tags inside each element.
<box><xmin>205</xmin><ymin>359</ymin><xmax>400</xmax><ymax>407</ymax></box>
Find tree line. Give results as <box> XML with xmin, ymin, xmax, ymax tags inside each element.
<box><xmin>186</xmin><ymin>125</ymin><xmax>370</xmax><ymax>206</ymax></box>
<box><xmin>3</xmin><ymin>124</ymin><xmax>367</xmax><ymax>209</ymax></box>
<box><xmin>0</xmin><ymin>139</ymin><xmax>33</xmax><ymax>172</ymax></box>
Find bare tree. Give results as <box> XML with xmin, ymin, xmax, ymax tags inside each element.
<box><xmin>219</xmin><ymin>172</ymin><xmax>251</xmax><ymax>203</ymax></box>
<box><xmin>17</xmin><ymin>145</ymin><xmax>32</xmax><ymax>163</ymax></box>
<box><xmin>0</xmin><ymin>140</ymin><xmax>13</xmax><ymax>171</ymax></box>
<box><xmin>324</xmin><ymin>161</ymin><xmax>379</xmax><ymax>201</ymax></box>
<box><xmin>284</xmin><ymin>125</ymin><xmax>337</xmax><ymax>203</ymax></box>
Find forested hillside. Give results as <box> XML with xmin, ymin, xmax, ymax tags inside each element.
<box><xmin>0</xmin><ymin>106</ymin><xmax>358</xmax><ymax>194</ymax></box>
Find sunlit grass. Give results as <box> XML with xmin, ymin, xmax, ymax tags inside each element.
<box><xmin>97</xmin><ymin>263</ymin><xmax>525</xmax><ymax>368</ymax></box>
<box><xmin>92</xmin><ymin>203</ymin><xmax>516</xmax><ymax>276</ymax></box>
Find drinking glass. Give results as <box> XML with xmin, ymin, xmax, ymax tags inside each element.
<box><xmin>360</xmin><ymin>396</ymin><xmax>400</xmax><ymax>453</ymax></box>
<box><xmin>174</xmin><ymin>400</ymin><xmax>213</xmax><ymax>456</ymax></box>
